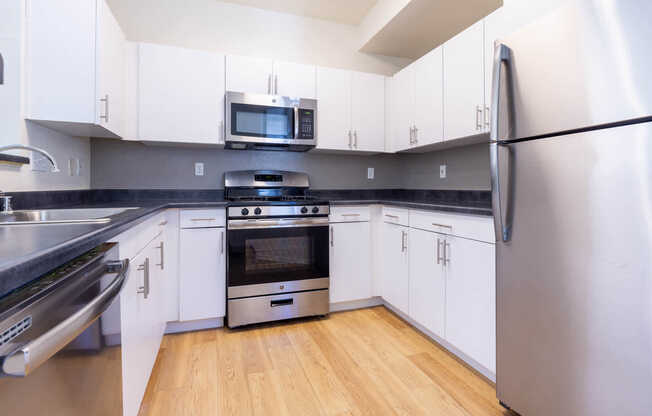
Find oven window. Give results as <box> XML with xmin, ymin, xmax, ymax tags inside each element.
<box><xmin>228</xmin><ymin>226</ymin><xmax>329</xmax><ymax>286</ymax></box>
<box><xmin>231</xmin><ymin>103</ymin><xmax>294</xmax><ymax>139</ymax></box>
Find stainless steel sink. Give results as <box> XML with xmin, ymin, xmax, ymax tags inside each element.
<box><xmin>0</xmin><ymin>207</ymin><xmax>139</xmax><ymax>225</ymax></box>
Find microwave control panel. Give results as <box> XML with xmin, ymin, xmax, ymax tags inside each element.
<box><xmin>298</xmin><ymin>109</ymin><xmax>314</xmax><ymax>139</ymax></box>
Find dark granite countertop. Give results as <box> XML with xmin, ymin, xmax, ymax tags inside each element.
<box><xmin>1</xmin><ymin>188</ymin><xmax>491</xmax><ymax>300</ymax></box>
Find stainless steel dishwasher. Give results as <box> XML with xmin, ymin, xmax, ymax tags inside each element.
<box><xmin>0</xmin><ymin>243</ymin><xmax>129</xmax><ymax>415</ymax></box>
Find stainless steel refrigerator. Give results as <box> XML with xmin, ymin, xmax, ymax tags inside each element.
<box><xmin>490</xmin><ymin>1</ymin><xmax>652</xmax><ymax>415</ymax></box>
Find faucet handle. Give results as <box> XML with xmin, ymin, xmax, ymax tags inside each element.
<box><xmin>0</xmin><ymin>195</ymin><xmax>13</xmax><ymax>213</ymax></box>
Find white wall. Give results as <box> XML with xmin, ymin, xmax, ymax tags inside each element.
<box><xmin>107</xmin><ymin>0</ymin><xmax>411</xmax><ymax>75</ymax></box>
<box><xmin>0</xmin><ymin>1</ymin><xmax>90</xmax><ymax>192</ymax></box>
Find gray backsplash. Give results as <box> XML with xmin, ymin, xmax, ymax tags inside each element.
<box><xmin>91</xmin><ymin>138</ymin><xmax>490</xmax><ymax>190</ymax></box>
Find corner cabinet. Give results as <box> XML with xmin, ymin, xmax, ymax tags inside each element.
<box><xmin>137</xmin><ymin>43</ymin><xmax>226</xmax><ymax>145</ymax></box>
<box><xmin>25</xmin><ymin>0</ymin><xmax>126</xmax><ymax>139</ymax></box>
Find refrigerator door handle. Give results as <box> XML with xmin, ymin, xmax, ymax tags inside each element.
<box><xmin>490</xmin><ymin>43</ymin><xmax>515</xmax><ymax>242</ymax></box>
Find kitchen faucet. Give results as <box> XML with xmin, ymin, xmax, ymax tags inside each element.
<box><xmin>0</xmin><ymin>144</ymin><xmax>60</xmax><ymax>213</ymax></box>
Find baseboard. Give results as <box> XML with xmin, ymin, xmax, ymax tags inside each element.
<box><xmin>382</xmin><ymin>301</ymin><xmax>496</xmax><ymax>383</ymax></box>
<box><xmin>329</xmin><ymin>296</ymin><xmax>383</xmax><ymax>312</ymax></box>
<box><xmin>165</xmin><ymin>317</ymin><xmax>224</xmax><ymax>334</ymax></box>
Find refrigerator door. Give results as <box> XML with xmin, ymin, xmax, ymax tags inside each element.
<box><xmin>498</xmin><ymin>0</ymin><xmax>652</xmax><ymax>141</ymax></box>
<box><xmin>494</xmin><ymin>122</ymin><xmax>652</xmax><ymax>416</ymax></box>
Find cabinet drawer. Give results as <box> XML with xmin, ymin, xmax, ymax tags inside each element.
<box><xmin>111</xmin><ymin>212</ymin><xmax>165</xmax><ymax>260</ymax></box>
<box><xmin>382</xmin><ymin>206</ymin><xmax>409</xmax><ymax>226</ymax></box>
<box><xmin>409</xmin><ymin>210</ymin><xmax>494</xmax><ymax>243</ymax></box>
<box><xmin>329</xmin><ymin>205</ymin><xmax>370</xmax><ymax>223</ymax></box>
<box><xmin>180</xmin><ymin>208</ymin><xmax>225</xmax><ymax>228</ymax></box>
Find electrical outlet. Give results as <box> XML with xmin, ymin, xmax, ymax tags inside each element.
<box><xmin>194</xmin><ymin>162</ymin><xmax>204</xmax><ymax>176</ymax></box>
<box><xmin>367</xmin><ymin>167</ymin><xmax>374</xmax><ymax>180</ymax></box>
<box><xmin>440</xmin><ymin>165</ymin><xmax>447</xmax><ymax>179</ymax></box>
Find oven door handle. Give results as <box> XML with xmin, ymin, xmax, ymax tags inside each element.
<box><xmin>228</xmin><ymin>218</ymin><xmax>329</xmax><ymax>230</ymax></box>
<box><xmin>2</xmin><ymin>259</ymin><xmax>129</xmax><ymax>377</ymax></box>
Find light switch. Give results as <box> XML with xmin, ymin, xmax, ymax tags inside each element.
<box><xmin>440</xmin><ymin>165</ymin><xmax>447</xmax><ymax>179</ymax></box>
<box><xmin>194</xmin><ymin>162</ymin><xmax>204</xmax><ymax>176</ymax></box>
<box><xmin>367</xmin><ymin>167</ymin><xmax>374</xmax><ymax>180</ymax></box>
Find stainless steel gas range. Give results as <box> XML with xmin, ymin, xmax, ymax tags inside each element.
<box><xmin>224</xmin><ymin>170</ymin><xmax>329</xmax><ymax>327</ymax></box>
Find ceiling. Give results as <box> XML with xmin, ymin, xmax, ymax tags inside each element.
<box><xmin>216</xmin><ymin>0</ymin><xmax>378</xmax><ymax>25</ymax></box>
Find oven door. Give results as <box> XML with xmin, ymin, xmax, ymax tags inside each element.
<box><xmin>227</xmin><ymin>218</ymin><xmax>329</xmax><ymax>298</ymax></box>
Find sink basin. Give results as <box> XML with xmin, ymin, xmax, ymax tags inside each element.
<box><xmin>0</xmin><ymin>207</ymin><xmax>139</xmax><ymax>225</ymax></box>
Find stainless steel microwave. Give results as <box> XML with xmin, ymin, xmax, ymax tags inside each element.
<box><xmin>225</xmin><ymin>91</ymin><xmax>317</xmax><ymax>151</ymax></box>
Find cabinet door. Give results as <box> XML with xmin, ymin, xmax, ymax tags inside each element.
<box><xmin>351</xmin><ymin>71</ymin><xmax>385</xmax><ymax>152</ymax></box>
<box><xmin>148</xmin><ymin>233</ymin><xmax>168</xmax><ymax>339</ymax></box>
<box><xmin>414</xmin><ymin>46</ymin><xmax>443</xmax><ymax>146</ymax></box>
<box><xmin>273</xmin><ymin>60</ymin><xmax>316</xmax><ymax>98</ymax></box>
<box><xmin>179</xmin><ymin>227</ymin><xmax>226</xmax><ymax>321</ymax></box>
<box><xmin>408</xmin><ymin>229</ymin><xmax>446</xmax><ymax>338</ymax></box>
<box><xmin>95</xmin><ymin>0</ymin><xmax>126</xmax><ymax>137</ymax></box>
<box><xmin>138</xmin><ymin>43</ymin><xmax>225</xmax><ymax>144</ymax></box>
<box><xmin>226</xmin><ymin>55</ymin><xmax>273</xmax><ymax>94</ymax></box>
<box><xmin>443</xmin><ymin>20</ymin><xmax>485</xmax><ymax>141</ymax></box>
<box><xmin>445</xmin><ymin>236</ymin><xmax>496</xmax><ymax>372</ymax></box>
<box><xmin>316</xmin><ymin>67</ymin><xmax>351</xmax><ymax>150</ymax></box>
<box><xmin>392</xmin><ymin>65</ymin><xmax>415</xmax><ymax>152</ymax></box>
<box><xmin>330</xmin><ymin>222</ymin><xmax>372</xmax><ymax>303</ymax></box>
<box><xmin>121</xmin><ymin>250</ymin><xmax>159</xmax><ymax>416</ymax></box>
<box><xmin>381</xmin><ymin>223</ymin><xmax>409</xmax><ymax>314</ymax></box>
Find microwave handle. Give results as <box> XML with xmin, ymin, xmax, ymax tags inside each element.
<box><xmin>294</xmin><ymin>107</ymin><xmax>299</xmax><ymax>139</ymax></box>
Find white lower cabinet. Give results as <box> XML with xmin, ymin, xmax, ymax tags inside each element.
<box><xmin>408</xmin><ymin>228</ymin><xmax>446</xmax><ymax>338</ymax></box>
<box><xmin>179</xmin><ymin>223</ymin><xmax>226</xmax><ymax>321</ymax></box>
<box><xmin>444</xmin><ymin>235</ymin><xmax>496</xmax><ymax>373</ymax></box>
<box><xmin>329</xmin><ymin>221</ymin><xmax>372</xmax><ymax>303</ymax></box>
<box><xmin>381</xmin><ymin>222</ymin><xmax>409</xmax><ymax>314</ymax></box>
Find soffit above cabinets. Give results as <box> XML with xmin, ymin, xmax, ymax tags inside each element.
<box><xmin>360</xmin><ymin>0</ymin><xmax>502</xmax><ymax>59</ymax></box>
<box><xmin>216</xmin><ymin>0</ymin><xmax>378</xmax><ymax>25</ymax></box>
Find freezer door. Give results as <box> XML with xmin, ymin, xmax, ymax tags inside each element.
<box><xmin>497</xmin><ymin>0</ymin><xmax>652</xmax><ymax>141</ymax></box>
<box><xmin>495</xmin><ymin>122</ymin><xmax>652</xmax><ymax>416</ymax></box>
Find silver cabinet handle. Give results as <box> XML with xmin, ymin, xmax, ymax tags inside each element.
<box><xmin>353</xmin><ymin>130</ymin><xmax>358</xmax><ymax>148</ymax></box>
<box><xmin>436</xmin><ymin>238</ymin><xmax>442</xmax><ymax>264</ymax></box>
<box><xmin>137</xmin><ymin>258</ymin><xmax>150</xmax><ymax>299</ymax></box>
<box><xmin>445</xmin><ymin>241</ymin><xmax>451</xmax><ymax>264</ymax></box>
<box><xmin>155</xmin><ymin>241</ymin><xmax>164</xmax><ymax>270</ymax></box>
<box><xmin>413</xmin><ymin>125</ymin><xmax>418</xmax><ymax>144</ymax></box>
<box><xmin>384</xmin><ymin>214</ymin><xmax>399</xmax><ymax>219</ymax></box>
<box><xmin>341</xmin><ymin>213</ymin><xmax>360</xmax><ymax>217</ymax></box>
<box><xmin>490</xmin><ymin>43</ymin><xmax>515</xmax><ymax>242</ymax></box>
<box><xmin>100</xmin><ymin>94</ymin><xmax>109</xmax><ymax>122</ymax></box>
<box><xmin>191</xmin><ymin>218</ymin><xmax>216</xmax><ymax>222</ymax></box>
<box><xmin>409</xmin><ymin>126</ymin><xmax>414</xmax><ymax>144</ymax></box>
<box><xmin>330</xmin><ymin>226</ymin><xmax>334</xmax><ymax>247</ymax></box>
<box><xmin>432</xmin><ymin>223</ymin><xmax>452</xmax><ymax>230</ymax></box>
<box><xmin>442</xmin><ymin>240</ymin><xmax>448</xmax><ymax>265</ymax></box>
<box><xmin>1</xmin><ymin>259</ymin><xmax>129</xmax><ymax>377</ymax></box>
<box><xmin>476</xmin><ymin>105</ymin><xmax>483</xmax><ymax>130</ymax></box>
<box><xmin>401</xmin><ymin>230</ymin><xmax>407</xmax><ymax>252</ymax></box>
<box><xmin>484</xmin><ymin>106</ymin><xmax>491</xmax><ymax>129</ymax></box>
<box><xmin>274</xmin><ymin>75</ymin><xmax>278</xmax><ymax>95</ymax></box>
<box><xmin>267</xmin><ymin>74</ymin><xmax>272</xmax><ymax>94</ymax></box>
<box><xmin>348</xmin><ymin>130</ymin><xmax>353</xmax><ymax>148</ymax></box>
<box><xmin>220</xmin><ymin>230</ymin><xmax>224</xmax><ymax>254</ymax></box>
<box><xmin>159</xmin><ymin>220</ymin><xmax>168</xmax><ymax>226</ymax></box>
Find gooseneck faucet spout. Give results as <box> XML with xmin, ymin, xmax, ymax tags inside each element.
<box><xmin>0</xmin><ymin>144</ymin><xmax>60</xmax><ymax>173</ymax></box>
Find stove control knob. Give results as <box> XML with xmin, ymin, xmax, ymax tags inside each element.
<box><xmin>254</xmin><ymin>207</ymin><xmax>262</xmax><ymax>215</ymax></box>
<box><xmin>301</xmin><ymin>206</ymin><xmax>308</xmax><ymax>214</ymax></box>
<box><xmin>241</xmin><ymin>208</ymin><xmax>249</xmax><ymax>216</ymax></box>
<box><xmin>312</xmin><ymin>207</ymin><xmax>320</xmax><ymax>214</ymax></box>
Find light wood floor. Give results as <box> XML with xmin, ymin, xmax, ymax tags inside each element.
<box><xmin>139</xmin><ymin>306</ymin><xmax>513</xmax><ymax>416</ymax></box>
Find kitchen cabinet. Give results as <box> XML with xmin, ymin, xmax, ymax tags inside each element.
<box><xmin>329</xmin><ymin>220</ymin><xmax>372</xmax><ymax>303</ymax></box>
<box><xmin>444</xmin><ymin>235</ymin><xmax>495</xmax><ymax>373</ymax></box>
<box><xmin>179</xmin><ymin>210</ymin><xmax>226</xmax><ymax>321</ymax></box>
<box><xmin>137</xmin><ymin>43</ymin><xmax>226</xmax><ymax>144</ymax></box>
<box><xmin>390</xmin><ymin>46</ymin><xmax>443</xmax><ymax>151</ymax></box>
<box><xmin>408</xmin><ymin>228</ymin><xmax>446</xmax><ymax>338</ymax></box>
<box><xmin>316</xmin><ymin>68</ymin><xmax>385</xmax><ymax>152</ymax></box>
<box><xmin>226</xmin><ymin>55</ymin><xmax>316</xmax><ymax>98</ymax></box>
<box><xmin>381</xmin><ymin>222</ymin><xmax>409</xmax><ymax>314</ymax></box>
<box><xmin>25</xmin><ymin>0</ymin><xmax>126</xmax><ymax>139</ymax></box>
<box><xmin>443</xmin><ymin>20</ymin><xmax>485</xmax><ymax>141</ymax></box>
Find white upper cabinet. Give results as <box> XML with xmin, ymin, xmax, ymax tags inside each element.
<box><xmin>316</xmin><ymin>68</ymin><xmax>385</xmax><ymax>152</ymax></box>
<box><xmin>272</xmin><ymin>60</ymin><xmax>316</xmax><ymax>98</ymax></box>
<box><xmin>226</xmin><ymin>55</ymin><xmax>316</xmax><ymax>98</ymax></box>
<box><xmin>26</xmin><ymin>0</ymin><xmax>126</xmax><ymax>138</ymax></box>
<box><xmin>391</xmin><ymin>64</ymin><xmax>416</xmax><ymax>152</ymax></box>
<box><xmin>351</xmin><ymin>71</ymin><xmax>385</xmax><ymax>152</ymax></box>
<box><xmin>138</xmin><ymin>43</ymin><xmax>225</xmax><ymax>144</ymax></box>
<box><xmin>443</xmin><ymin>20</ymin><xmax>485</xmax><ymax>141</ymax></box>
<box><xmin>414</xmin><ymin>46</ymin><xmax>444</xmax><ymax>147</ymax></box>
<box><xmin>226</xmin><ymin>55</ymin><xmax>274</xmax><ymax>94</ymax></box>
<box><xmin>316</xmin><ymin>67</ymin><xmax>351</xmax><ymax>150</ymax></box>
